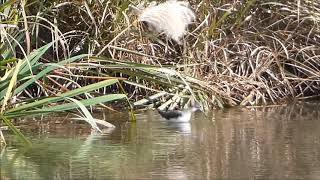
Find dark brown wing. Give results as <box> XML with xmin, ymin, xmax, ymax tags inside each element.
<box><xmin>157</xmin><ymin>109</ymin><xmax>183</xmax><ymax>120</ymax></box>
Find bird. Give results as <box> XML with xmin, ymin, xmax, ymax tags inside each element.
<box><xmin>157</xmin><ymin>100</ymin><xmax>202</xmax><ymax>122</ymax></box>
<box><xmin>136</xmin><ymin>0</ymin><xmax>196</xmax><ymax>44</ymax></box>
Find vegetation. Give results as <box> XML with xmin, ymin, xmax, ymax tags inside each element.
<box><xmin>1</xmin><ymin>0</ymin><xmax>320</xmax><ymax>143</ymax></box>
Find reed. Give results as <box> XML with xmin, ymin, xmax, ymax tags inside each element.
<box><xmin>75</xmin><ymin>0</ymin><xmax>320</xmax><ymax>107</ymax></box>
<box><xmin>0</xmin><ymin>0</ymin><xmax>133</xmax><ymax>144</ymax></box>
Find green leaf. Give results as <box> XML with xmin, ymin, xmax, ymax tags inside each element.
<box><xmin>7</xmin><ymin>79</ymin><xmax>118</xmax><ymax>113</ymax></box>
<box><xmin>1</xmin><ymin>59</ymin><xmax>22</xmax><ymax>112</ymax></box>
<box><xmin>19</xmin><ymin>42</ymin><xmax>54</xmax><ymax>75</ymax></box>
<box><xmin>0</xmin><ymin>0</ymin><xmax>17</xmax><ymax>12</ymax></box>
<box><xmin>0</xmin><ymin>115</ymin><xmax>31</xmax><ymax>145</ymax></box>
<box><xmin>13</xmin><ymin>54</ymin><xmax>88</xmax><ymax>97</ymax></box>
<box><xmin>66</xmin><ymin>97</ymin><xmax>101</xmax><ymax>132</ymax></box>
<box><xmin>5</xmin><ymin>94</ymin><xmax>126</xmax><ymax>118</ymax></box>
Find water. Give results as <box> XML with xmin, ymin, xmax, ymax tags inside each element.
<box><xmin>1</xmin><ymin>102</ymin><xmax>320</xmax><ymax>179</ymax></box>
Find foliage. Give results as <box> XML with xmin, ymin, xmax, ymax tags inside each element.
<box><xmin>34</xmin><ymin>0</ymin><xmax>320</xmax><ymax>107</ymax></box>
<box><xmin>0</xmin><ymin>0</ymin><xmax>133</xmax><ymax>144</ymax></box>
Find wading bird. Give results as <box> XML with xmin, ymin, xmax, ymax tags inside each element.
<box><xmin>157</xmin><ymin>99</ymin><xmax>202</xmax><ymax>122</ymax></box>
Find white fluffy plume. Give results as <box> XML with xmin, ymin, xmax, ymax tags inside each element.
<box><xmin>138</xmin><ymin>1</ymin><xmax>196</xmax><ymax>44</ymax></box>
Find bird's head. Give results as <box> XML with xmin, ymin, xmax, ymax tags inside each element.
<box><xmin>190</xmin><ymin>97</ymin><xmax>204</xmax><ymax>112</ymax></box>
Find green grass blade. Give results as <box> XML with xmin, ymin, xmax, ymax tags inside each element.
<box><xmin>12</xmin><ymin>54</ymin><xmax>88</xmax><ymax>97</ymax></box>
<box><xmin>1</xmin><ymin>59</ymin><xmax>22</xmax><ymax>112</ymax></box>
<box><xmin>66</xmin><ymin>97</ymin><xmax>101</xmax><ymax>132</ymax></box>
<box><xmin>5</xmin><ymin>94</ymin><xmax>126</xmax><ymax>118</ymax></box>
<box><xmin>19</xmin><ymin>42</ymin><xmax>53</xmax><ymax>75</ymax></box>
<box><xmin>0</xmin><ymin>0</ymin><xmax>17</xmax><ymax>12</ymax></box>
<box><xmin>7</xmin><ymin>79</ymin><xmax>118</xmax><ymax>113</ymax></box>
<box><xmin>0</xmin><ymin>115</ymin><xmax>31</xmax><ymax>145</ymax></box>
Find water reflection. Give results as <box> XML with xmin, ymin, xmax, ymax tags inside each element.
<box><xmin>167</xmin><ymin>122</ymin><xmax>191</xmax><ymax>133</ymax></box>
<box><xmin>1</xmin><ymin>102</ymin><xmax>320</xmax><ymax>179</ymax></box>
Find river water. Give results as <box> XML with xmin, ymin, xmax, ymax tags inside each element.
<box><xmin>1</xmin><ymin>102</ymin><xmax>320</xmax><ymax>179</ymax></box>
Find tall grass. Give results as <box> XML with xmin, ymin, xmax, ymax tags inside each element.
<box><xmin>56</xmin><ymin>0</ymin><xmax>319</xmax><ymax>107</ymax></box>
<box><xmin>93</xmin><ymin>0</ymin><xmax>320</xmax><ymax>106</ymax></box>
<box><xmin>0</xmin><ymin>0</ymin><xmax>134</xmax><ymax>144</ymax></box>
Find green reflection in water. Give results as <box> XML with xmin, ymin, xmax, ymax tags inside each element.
<box><xmin>1</xmin><ymin>102</ymin><xmax>320</xmax><ymax>180</ymax></box>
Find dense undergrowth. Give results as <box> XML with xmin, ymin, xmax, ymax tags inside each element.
<box><xmin>20</xmin><ymin>0</ymin><xmax>318</xmax><ymax>107</ymax></box>
<box><xmin>1</xmin><ymin>0</ymin><xmax>320</xmax><ymax>143</ymax></box>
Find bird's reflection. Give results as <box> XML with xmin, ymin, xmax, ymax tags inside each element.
<box><xmin>167</xmin><ymin>122</ymin><xmax>191</xmax><ymax>134</ymax></box>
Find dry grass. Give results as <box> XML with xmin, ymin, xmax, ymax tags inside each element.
<box><xmin>83</xmin><ymin>0</ymin><xmax>319</xmax><ymax>107</ymax></box>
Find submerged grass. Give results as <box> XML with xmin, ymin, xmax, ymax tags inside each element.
<box><xmin>1</xmin><ymin>0</ymin><xmax>320</xmax><ymax>143</ymax></box>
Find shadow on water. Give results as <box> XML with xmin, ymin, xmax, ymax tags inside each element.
<box><xmin>1</xmin><ymin>102</ymin><xmax>320</xmax><ymax>179</ymax></box>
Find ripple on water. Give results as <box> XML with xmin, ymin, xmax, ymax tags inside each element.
<box><xmin>1</xmin><ymin>102</ymin><xmax>320</xmax><ymax>179</ymax></box>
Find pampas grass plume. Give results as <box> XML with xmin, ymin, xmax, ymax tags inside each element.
<box><xmin>138</xmin><ymin>1</ymin><xmax>196</xmax><ymax>44</ymax></box>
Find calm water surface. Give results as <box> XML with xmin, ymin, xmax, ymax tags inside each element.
<box><xmin>1</xmin><ymin>102</ymin><xmax>320</xmax><ymax>180</ymax></box>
